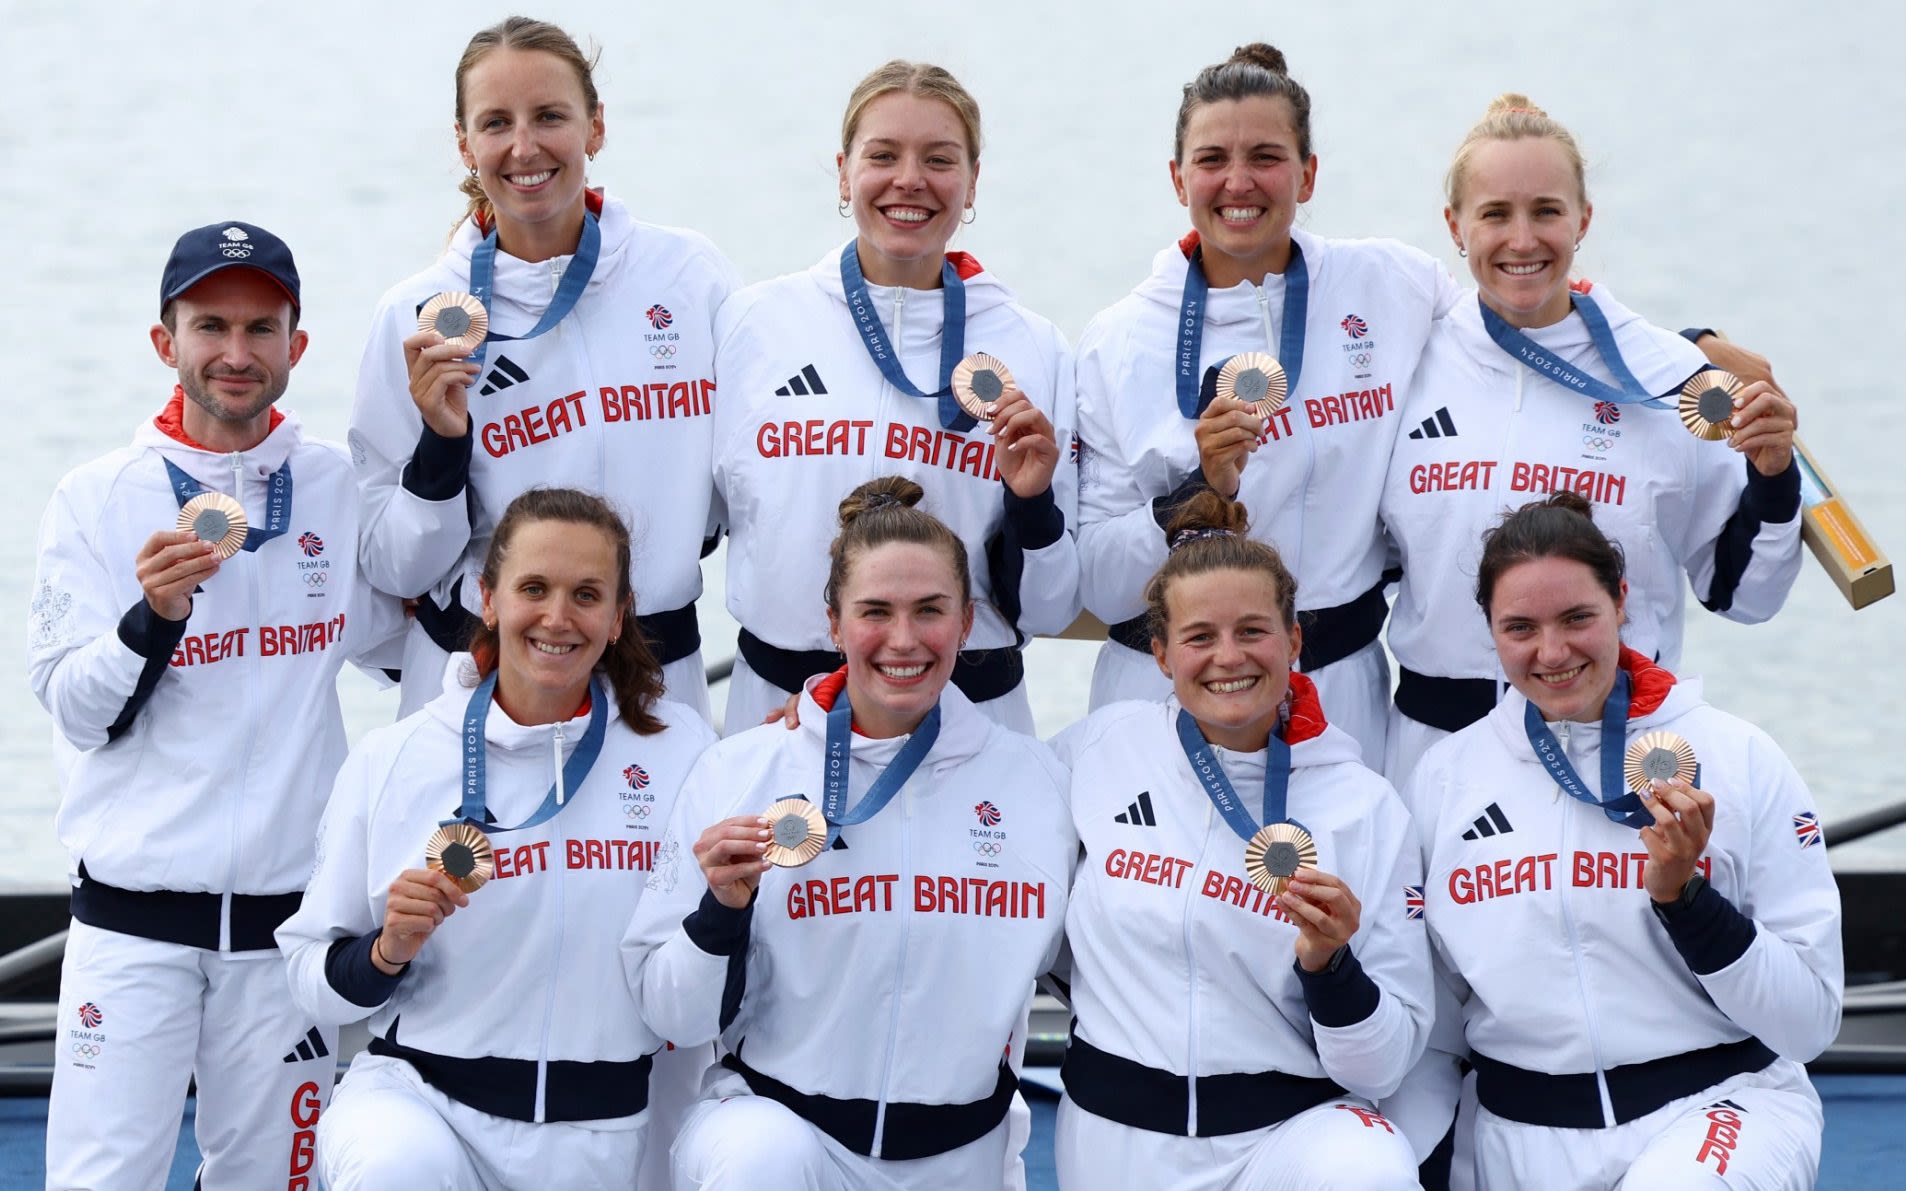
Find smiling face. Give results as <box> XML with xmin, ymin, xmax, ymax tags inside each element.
<box><xmin>480</xmin><ymin>517</ymin><xmax>626</xmax><ymax>724</ymax></box>
<box><xmin>1152</xmin><ymin>567</ymin><xmax>1302</xmax><ymax>751</ymax></box>
<box><xmin>1488</xmin><ymin>556</ymin><xmax>1627</xmax><ymax>723</ymax></box>
<box><xmin>457</xmin><ymin>47</ymin><xmax>605</xmax><ymax>261</ymax></box>
<box><xmin>1447</xmin><ymin>136</ymin><xmax>1591</xmax><ymax>329</ymax></box>
<box><xmin>151</xmin><ymin>269</ymin><xmax>307</xmax><ymax>448</ymax></box>
<box><xmin>837</xmin><ymin>91</ymin><xmax>977</xmax><ymax>289</ymax></box>
<box><xmin>828</xmin><ymin>540</ymin><xmax>974</xmax><ymax>739</ymax></box>
<box><xmin>1170</xmin><ymin>96</ymin><xmax>1317</xmax><ymax>288</ymax></box>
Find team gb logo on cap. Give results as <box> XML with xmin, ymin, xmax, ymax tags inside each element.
<box><xmin>220</xmin><ymin>226</ymin><xmax>254</xmax><ymax>259</ymax></box>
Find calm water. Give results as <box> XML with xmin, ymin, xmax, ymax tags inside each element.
<box><xmin>4</xmin><ymin>1</ymin><xmax>1903</xmax><ymax>887</ymax></box>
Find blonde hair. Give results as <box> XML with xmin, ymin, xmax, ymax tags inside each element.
<box><xmin>454</xmin><ymin>18</ymin><xmax>603</xmax><ymax>230</ymax></box>
<box><xmin>1445</xmin><ymin>93</ymin><xmax>1587</xmax><ymax>211</ymax></box>
<box><xmin>840</xmin><ymin>60</ymin><xmax>982</xmax><ymax>162</ymax></box>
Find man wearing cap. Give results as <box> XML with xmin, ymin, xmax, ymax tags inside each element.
<box><xmin>29</xmin><ymin>222</ymin><xmax>401</xmax><ymax>1188</ymax></box>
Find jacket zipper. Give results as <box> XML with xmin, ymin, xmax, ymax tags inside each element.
<box><xmin>221</xmin><ymin>450</ymin><xmax>258</xmax><ymax>951</ymax></box>
<box><xmin>1182</xmin><ymin>799</ymin><xmax>1216</xmax><ymax>1135</ymax></box>
<box><xmin>871</xmin><ymin>287</ymin><xmax>904</xmax><ymax>483</ymax></box>
<box><xmin>1551</xmin><ymin>722</ymin><xmax>1616</xmax><ymax>1125</ymax></box>
<box><xmin>1256</xmin><ymin>283</ymin><xmax>1316</xmax><ymax>579</ymax></box>
<box><xmin>871</xmin><ymin>768</ymin><xmax>916</xmax><ymax>1157</ymax></box>
<box><xmin>533</xmin><ymin>719</ymin><xmax>570</xmax><ymax>1122</ymax></box>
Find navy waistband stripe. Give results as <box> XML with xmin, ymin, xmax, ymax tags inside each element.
<box><xmin>722</xmin><ymin>1051</ymin><xmax>1016</xmax><ymax>1160</ymax></box>
<box><xmin>1393</xmin><ymin>668</ymin><xmax>1500</xmax><ymax>733</ymax></box>
<box><xmin>1473</xmin><ymin>1037</ymin><xmax>1777</xmax><ymax>1128</ymax></box>
<box><xmin>369</xmin><ymin>1032</ymin><xmax>652</xmax><ymax>1123</ymax></box>
<box><xmin>1061</xmin><ymin>1033</ymin><xmax>1344</xmax><ymax>1137</ymax></box>
<box><xmin>70</xmin><ymin>864</ymin><xmax>300</xmax><ymax>952</ymax></box>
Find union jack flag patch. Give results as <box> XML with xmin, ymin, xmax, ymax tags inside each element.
<box><xmin>975</xmin><ymin>800</ymin><xmax>1001</xmax><ymax>827</ymax></box>
<box><xmin>1793</xmin><ymin>812</ymin><xmax>1822</xmax><ymax>849</ymax></box>
<box><xmin>77</xmin><ymin>1002</ymin><xmax>103</xmax><ymax>1029</ymax></box>
<box><xmin>1403</xmin><ymin>885</ymin><xmax>1425</xmax><ymax>920</ymax></box>
<box><xmin>624</xmin><ymin>764</ymin><xmax>650</xmax><ymax>790</ymax></box>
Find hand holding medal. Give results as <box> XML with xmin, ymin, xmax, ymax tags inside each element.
<box><xmin>403</xmin><ymin>292</ymin><xmax>486</xmax><ymax>438</ymax></box>
<box><xmin>377</xmin><ymin>864</ymin><xmax>473</xmax><ymax>972</ymax></box>
<box><xmin>1195</xmin><ymin>352</ymin><xmax>1287</xmax><ymax>499</ymax></box>
<box><xmin>1279</xmin><ymin>868</ymin><xmax>1364</xmax><ymax>974</ymax></box>
<box><xmin>1628</xmin><ymin>731</ymin><xmax>1717</xmax><ymax>903</ymax></box>
<box><xmin>694</xmin><ymin>813</ymin><xmax>778</xmax><ymax>909</ymax></box>
<box><xmin>135</xmin><ymin>528</ymin><xmax>226</xmax><ymax>622</ymax></box>
<box><xmin>955</xmin><ymin>353</ymin><xmax>1060</xmax><ymax>499</ymax></box>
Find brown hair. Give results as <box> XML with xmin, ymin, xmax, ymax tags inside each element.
<box><xmin>1174</xmin><ymin>43</ymin><xmax>1314</xmax><ymax>163</ymax></box>
<box><xmin>454</xmin><ymin>17</ymin><xmax>603</xmax><ymax>230</ymax></box>
<box><xmin>840</xmin><ymin>60</ymin><xmax>982</xmax><ymax>162</ymax></box>
<box><xmin>1475</xmin><ymin>491</ymin><xmax>1626</xmax><ymax>618</ymax></box>
<box><xmin>1144</xmin><ymin>491</ymin><xmax>1298</xmax><ymax>642</ymax></box>
<box><xmin>1445</xmin><ymin>93</ymin><xmax>1588</xmax><ymax>211</ymax></box>
<box><xmin>469</xmin><ymin>488</ymin><xmax>664</xmax><ymax>735</ymax></box>
<box><xmin>824</xmin><ymin>476</ymin><xmax>972</xmax><ymax>615</ymax></box>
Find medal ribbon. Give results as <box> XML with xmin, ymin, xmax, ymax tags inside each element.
<box><xmin>819</xmin><ymin>685</ymin><xmax>941</xmax><ymax>847</ymax></box>
<box><xmin>1175</xmin><ymin>241</ymin><xmax>1309</xmax><ymax>418</ymax></box>
<box><xmin>838</xmin><ymin>243</ymin><xmax>974</xmax><ymax>431</ymax></box>
<box><xmin>465</xmin><ymin>209</ymin><xmax>603</xmax><ymax>367</ymax></box>
<box><xmin>1174</xmin><ymin>708</ymin><xmax>1297</xmax><ymax>842</ymax></box>
<box><xmin>453</xmin><ymin>671</ymin><xmax>608</xmax><ymax>833</ymax></box>
<box><xmin>1522</xmin><ymin>669</ymin><xmax>1652</xmax><ymax>828</ymax></box>
<box><xmin>163</xmin><ymin>457</ymin><xmax>292</xmax><ymax>551</ymax></box>
<box><xmin>1479</xmin><ymin>291</ymin><xmax>1670</xmax><ymax>409</ymax></box>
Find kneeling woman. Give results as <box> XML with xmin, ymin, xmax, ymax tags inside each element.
<box><xmin>624</xmin><ymin>476</ymin><xmax>1074</xmax><ymax>1189</ymax></box>
<box><xmin>1053</xmin><ymin>490</ymin><xmax>1430</xmax><ymax>1189</ymax></box>
<box><xmin>279</xmin><ymin>489</ymin><xmax>716</xmax><ymax>1189</ymax></box>
<box><xmin>1411</xmin><ymin>493</ymin><xmax>1840</xmax><ymax>1190</ymax></box>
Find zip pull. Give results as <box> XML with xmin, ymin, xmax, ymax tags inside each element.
<box><xmin>228</xmin><ymin>450</ymin><xmax>244</xmax><ymax>492</ymax></box>
<box><xmin>1553</xmin><ymin>721</ymin><xmax>1570</xmax><ymax>802</ymax></box>
<box><xmin>553</xmin><ymin>722</ymin><xmax>567</xmax><ymax>805</ymax></box>
<box><xmin>1256</xmin><ymin>285</ymin><xmax>1274</xmax><ymax>350</ymax></box>
<box><xmin>1514</xmin><ymin>365</ymin><xmax>1526</xmax><ymax>414</ymax></box>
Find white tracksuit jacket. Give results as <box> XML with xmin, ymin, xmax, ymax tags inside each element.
<box><xmin>30</xmin><ymin>394</ymin><xmax>402</xmax><ymax>902</ymax></box>
<box><xmin>1408</xmin><ymin>653</ymin><xmax>1841</xmax><ymax>1123</ymax></box>
<box><xmin>1383</xmin><ymin>287</ymin><xmax>1803</xmax><ymax>691</ymax></box>
<box><xmin>624</xmin><ymin>672</ymin><xmax>1073</xmax><ymax>1165</ymax></box>
<box><xmin>1074</xmin><ymin>231</ymin><xmax>1461</xmax><ymax>720</ymax></box>
<box><xmin>713</xmin><ymin>245</ymin><xmax>1080</xmax><ymax>661</ymax></box>
<box><xmin>349</xmin><ymin>193</ymin><xmax>739</xmax><ymax>698</ymax></box>
<box><xmin>279</xmin><ymin>660</ymin><xmax>715</xmax><ymax>1123</ymax></box>
<box><xmin>1052</xmin><ymin>677</ymin><xmax>1432</xmax><ymax>1123</ymax></box>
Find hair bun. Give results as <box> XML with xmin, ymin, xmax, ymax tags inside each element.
<box><xmin>1228</xmin><ymin>42</ymin><xmax>1289</xmax><ymax>75</ymax></box>
<box><xmin>838</xmin><ymin>475</ymin><xmax>926</xmax><ymax>528</ymax></box>
<box><xmin>1486</xmin><ymin>92</ymin><xmax>1547</xmax><ymax>119</ymax></box>
<box><xmin>1164</xmin><ymin>489</ymin><xmax>1252</xmax><ymax>543</ymax></box>
<box><xmin>1543</xmin><ymin>490</ymin><xmax>1595</xmax><ymax>520</ymax></box>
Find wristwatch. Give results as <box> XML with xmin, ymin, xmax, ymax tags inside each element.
<box><xmin>1651</xmin><ymin>874</ymin><xmax>1707</xmax><ymax>924</ymax></box>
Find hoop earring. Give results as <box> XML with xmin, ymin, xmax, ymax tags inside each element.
<box><xmin>587</xmin><ymin>151</ymin><xmax>597</xmax><ymax>163</ymax></box>
<box><xmin>468</xmin><ymin>167</ymin><xmax>479</xmax><ymax>179</ymax></box>
<box><xmin>961</xmin><ymin>206</ymin><xmax>976</xmax><ymax>226</ymax></box>
<box><xmin>1574</xmin><ymin>240</ymin><xmax>1583</xmax><ymax>250</ymax></box>
<box><xmin>838</xmin><ymin>199</ymin><xmax>851</xmax><ymax>217</ymax></box>
<box><xmin>1457</xmin><ymin>246</ymin><xmax>1467</xmax><ymax>258</ymax></box>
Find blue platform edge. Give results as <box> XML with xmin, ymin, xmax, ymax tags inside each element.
<box><xmin>3</xmin><ymin>1074</ymin><xmax>1899</xmax><ymax>1188</ymax></box>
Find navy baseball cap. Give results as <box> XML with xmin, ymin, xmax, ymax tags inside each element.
<box><xmin>159</xmin><ymin>221</ymin><xmax>301</xmax><ymax>315</ymax></box>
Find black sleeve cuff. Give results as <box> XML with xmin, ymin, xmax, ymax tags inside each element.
<box><xmin>400</xmin><ymin>420</ymin><xmax>473</xmax><ymax>502</ymax></box>
<box><xmin>325</xmin><ymin>930</ymin><xmax>408</xmax><ymax>1009</ymax></box>
<box><xmin>1002</xmin><ymin>485</ymin><xmax>1065</xmax><ymax>551</ymax></box>
<box><xmin>1151</xmin><ymin>468</ymin><xmax>1211</xmax><ymax>535</ymax></box>
<box><xmin>116</xmin><ymin>598</ymin><xmax>191</xmax><ymax>660</ymax></box>
<box><xmin>1740</xmin><ymin>456</ymin><xmax>1802</xmax><ymax>524</ymax></box>
<box><xmin>683</xmin><ymin>887</ymin><xmax>755</xmax><ymax>957</ymax></box>
<box><xmin>1658</xmin><ymin>882</ymin><xmax>1759</xmax><ymax>976</ymax></box>
<box><xmin>1294</xmin><ymin>945</ymin><xmax>1383</xmax><ymax>1027</ymax></box>
<box><xmin>1680</xmin><ymin>327</ymin><xmax>1717</xmax><ymax>344</ymax></box>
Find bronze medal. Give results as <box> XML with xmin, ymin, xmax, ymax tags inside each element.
<box><xmin>418</xmin><ymin>292</ymin><xmax>490</xmax><ymax>355</ymax></box>
<box><xmin>425</xmin><ymin>823</ymin><xmax>495</xmax><ymax>894</ymax></box>
<box><xmin>1243</xmin><ymin>821</ymin><xmax>1317</xmax><ymax>897</ymax></box>
<box><xmin>951</xmin><ymin>353</ymin><xmax>1014</xmax><ymax>422</ymax></box>
<box><xmin>1678</xmin><ymin>370</ymin><xmax>1742</xmax><ymax>442</ymax></box>
<box><xmin>1624</xmin><ymin>731</ymin><xmax>1699</xmax><ymax>796</ymax></box>
<box><xmin>175</xmin><ymin>492</ymin><xmax>249</xmax><ymax>560</ymax></box>
<box><xmin>1215</xmin><ymin>352</ymin><xmax>1289</xmax><ymax>419</ymax></box>
<box><xmin>762</xmin><ymin>798</ymin><xmax>827</xmax><ymax>868</ymax></box>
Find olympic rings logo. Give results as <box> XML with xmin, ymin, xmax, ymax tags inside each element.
<box><xmin>1350</xmin><ymin>352</ymin><xmax>1372</xmax><ymax>368</ymax></box>
<box><xmin>623</xmin><ymin>803</ymin><xmax>651</xmax><ymax>818</ymax></box>
<box><xmin>650</xmin><ymin>344</ymin><xmax>678</xmax><ymax>360</ymax></box>
<box><xmin>72</xmin><ymin>1043</ymin><xmax>101</xmax><ymax>1058</ymax></box>
<box><xmin>1582</xmin><ymin>436</ymin><xmax>1614</xmax><ymax>452</ymax></box>
<box><xmin>220</xmin><ymin>247</ymin><xmax>251</xmax><ymax>258</ymax></box>
<box><xmin>302</xmin><ymin>571</ymin><xmax>328</xmax><ymax>587</ymax></box>
<box><xmin>973</xmin><ymin>840</ymin><xmax>1003</xmax><ymax>857</ymax></box>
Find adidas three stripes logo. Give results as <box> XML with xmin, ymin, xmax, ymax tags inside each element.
<box><xmin>1407</xmin><ymin>407</ymin><xmax>1458</xmax><ymax>439</ymax></box>
<box><xmin>1114</xmin><ymin>791</ymin><xmax>1157</xmax><ymax>826</ymax></box>
<box><xmin>775</xmin><ymin>364</ymin><xmax>829</xmax><ymax>397</ymax></box>
<box><xmin>281</xmin><ymin>1026</ymin><xmax>330</xmax><ymax>1064</ymax></box>
<box><xmin>478</xmin><ymin>355</ymin><xmax>530</xmax><ymax>397</ymax></box>
<box><xmin>1461</xmin><ymin>803</ymin><xmax>1514</xmax><ymax>841</ymax></box>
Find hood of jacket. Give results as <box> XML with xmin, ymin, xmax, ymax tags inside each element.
<box><xmin>1130</xmin><ymin>226</ymin><xmax>1329</xmax><ymax>330</ymax></box>
<box><xmin>1443</xmin><ymin>282</ymin><xmax>1699</xmax><ymax>394</ymax></box>
<box><xmin>131</xmin><ymin>385</ymin><xmax>303</xmax><ymax>486</ymax></box>
<box><xmin>442</xmin><ymin>188</ymin><xmax>635</xmax><ymax>325</ymax></box>
<box><xmin>1486</xmin><ymin>646</ymin><xmax>1702</xmax><ymax>760</ymax></box>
